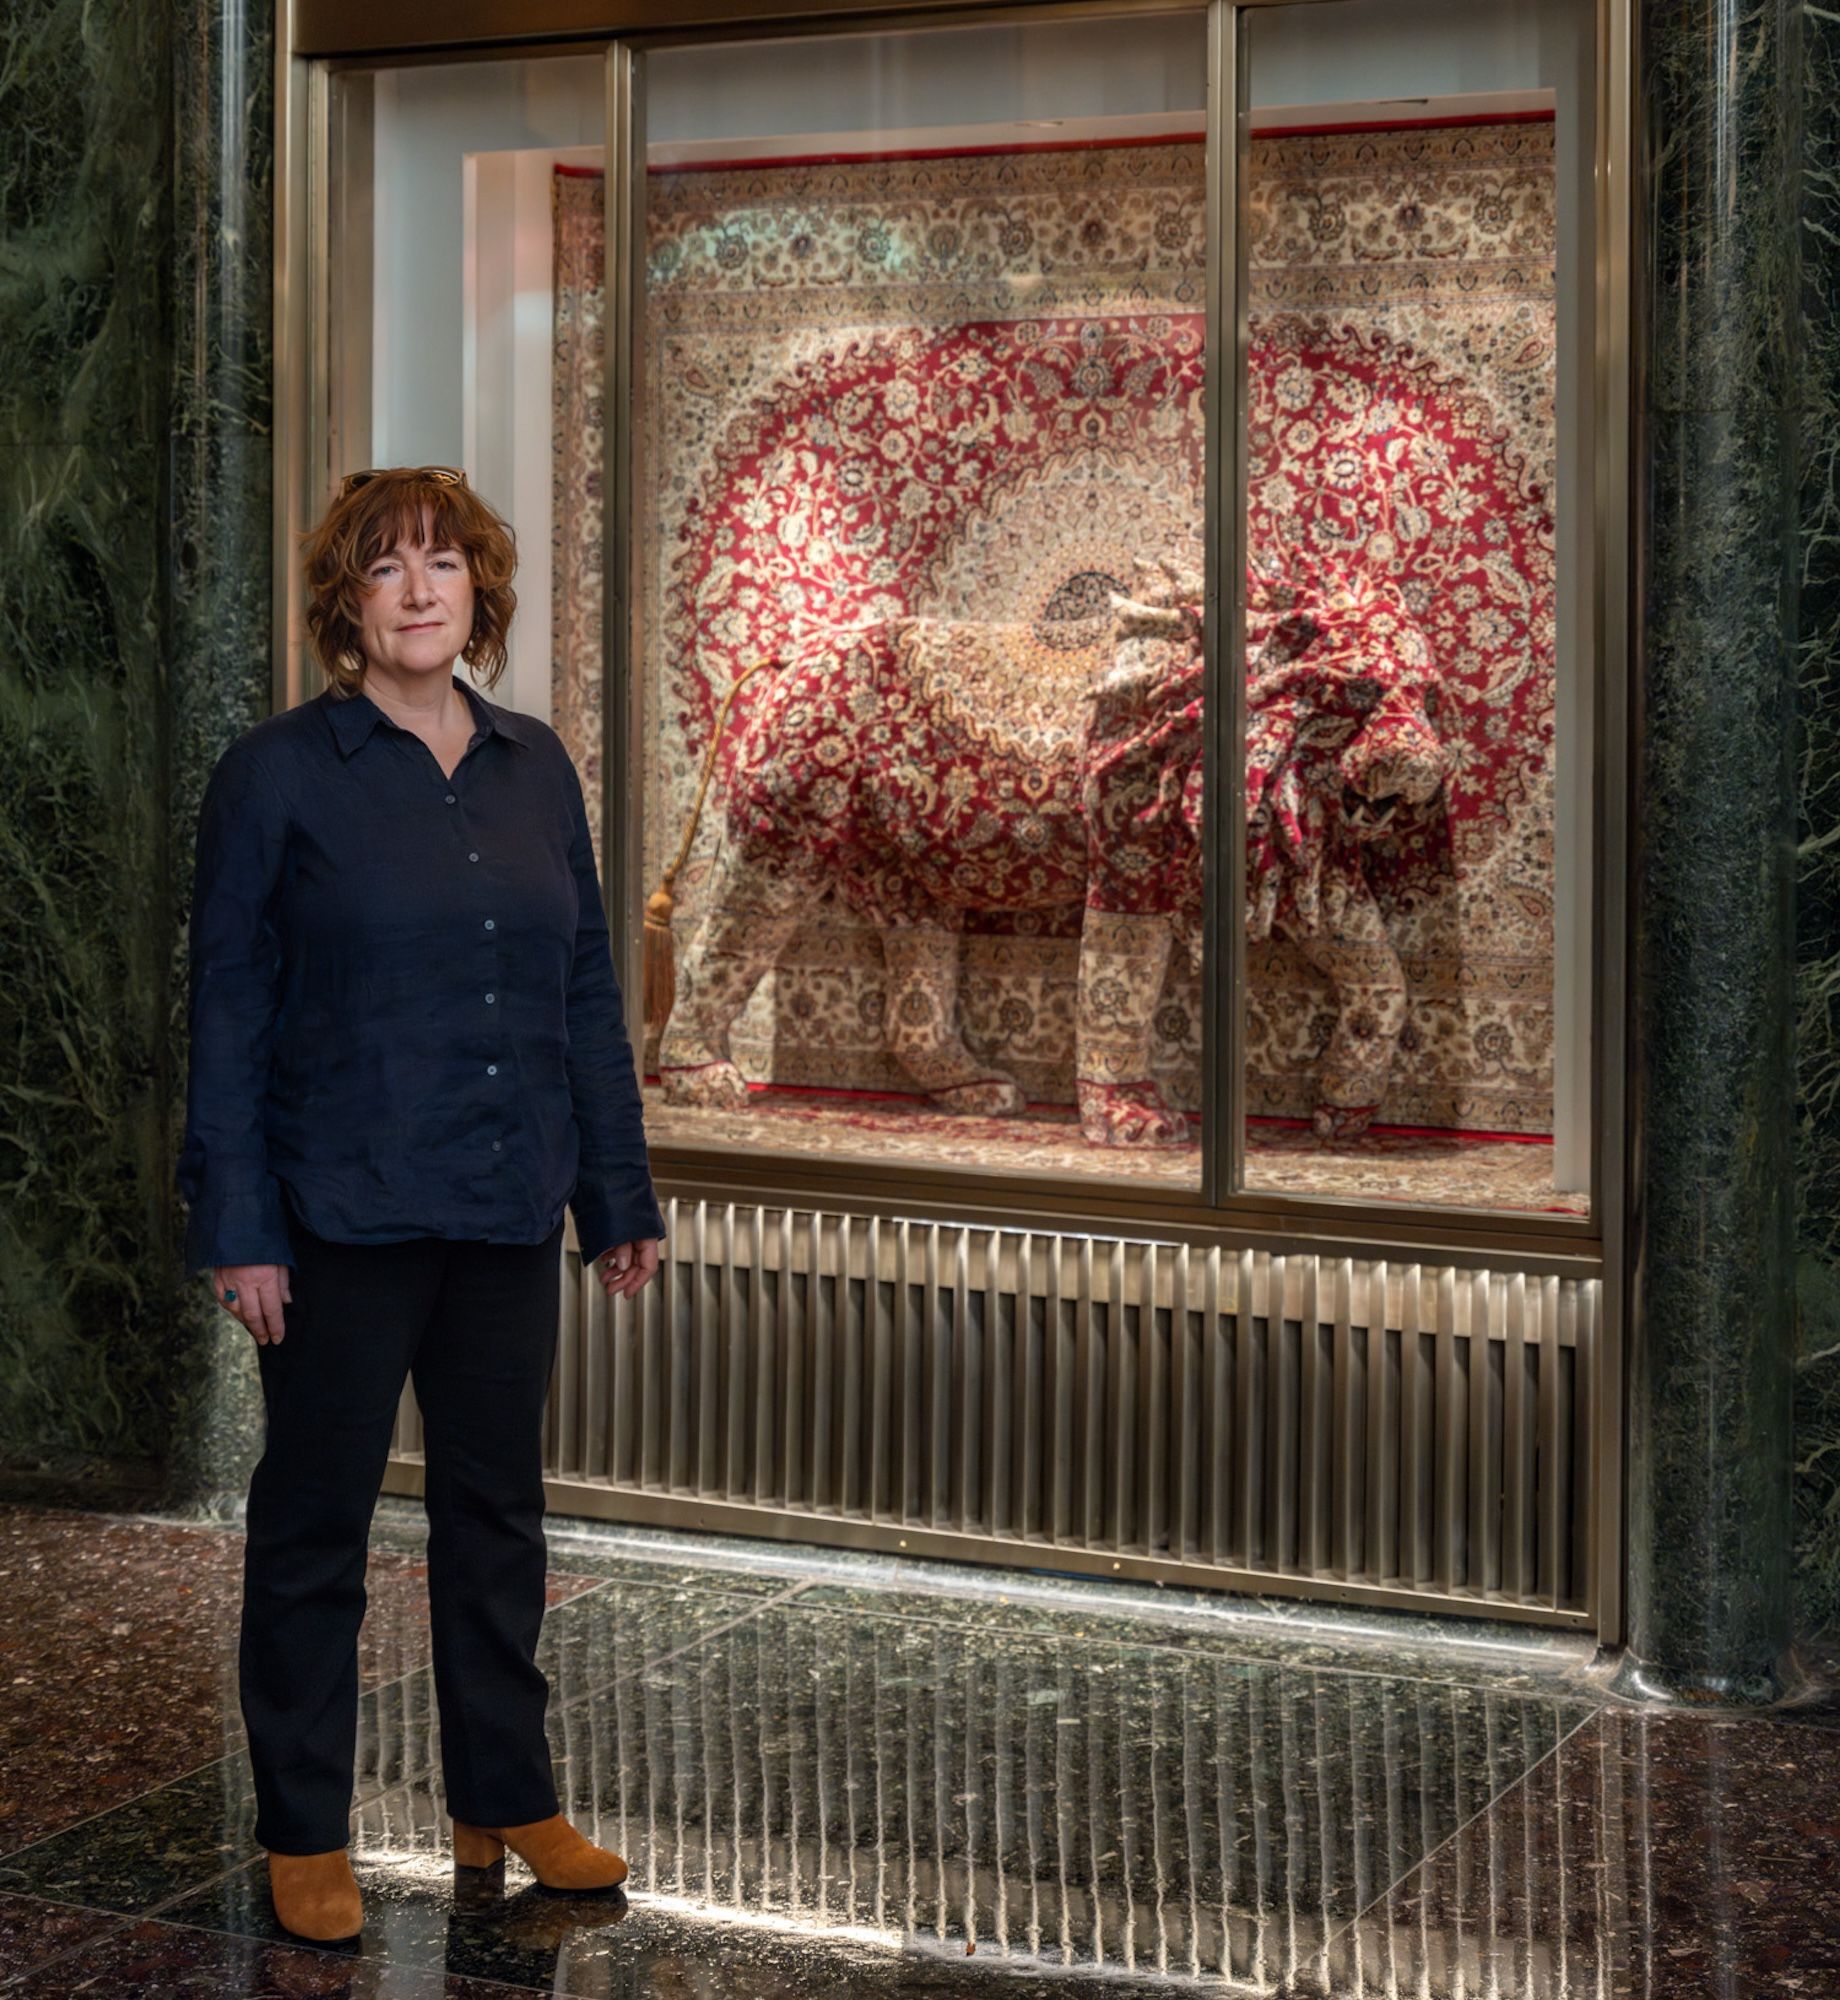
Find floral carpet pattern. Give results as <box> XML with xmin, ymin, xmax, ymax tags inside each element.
<box><xmin>551</xmin><ymin>165</ymin><xmax>608</xmax><ymax>863</ymax></box>
<box><xmin>554</xmin><ymin>117</ymin><xmax>1558</xmax><ymax>1141</ymax></box>
<box><xmin>1245</xmin><ymin>119</ymin><xmax>1559</xmax><ymax>1133</ymax></box>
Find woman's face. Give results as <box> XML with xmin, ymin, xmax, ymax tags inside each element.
<box><xmin>355</xmin><ymin>504</ymin><xmax>476</xmax><ymax>680</ymax></box>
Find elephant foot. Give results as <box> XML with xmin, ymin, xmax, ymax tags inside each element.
<box><xmin>1077</xmin><ymin>1080</ymin><xmax>1191</xmax><ymax>1148</ymax></box>
<box><xmin>658</xmin><ymin>1059</ymin><xmax>754</xmax><ymax>1110</ymax></box>
<box><xmin>1311</xmin><ymin>1101</ymin><xmax>1378</xmax><ymax>1142</ymax></box>
<box><xmin>928</xmin><ymin>1076</ymin><xmax>1026</xmax><ymax>1117</ymax></box>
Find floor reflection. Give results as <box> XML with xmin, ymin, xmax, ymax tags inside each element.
<box><xmin>538</xmin><ymin>1603</ymin><xmax>1584</xmax><ymax>1985</ymax></box>
<box><xmin>1339</xmin><ymin>1706</ymin><xmax>1840</xmax><ymax>2000</ymax></box>
<box><xmin>1</xmin><ymin>1510</ymin><xmax>1835</xmax><ymax>1996</ymax></box>
<box><xmin>153</xmin><ymin>1593</ymin><xmax>1587</xmax><ymax>1992</ymax></box>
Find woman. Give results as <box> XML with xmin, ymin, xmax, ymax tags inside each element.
<box><xmin>176</xmin><ymin>465</ymin><xmax>666</xmax><ymax>1945</ymax></box>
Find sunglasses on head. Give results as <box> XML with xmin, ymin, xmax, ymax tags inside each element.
<box><xmin>337</xmin><ymin>465</ymin><xmax>469</xmax><ymax>500</ymax></box>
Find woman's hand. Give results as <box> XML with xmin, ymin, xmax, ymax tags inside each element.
<box><xmin>594</xmin><ymin>1238</ymin><xmax>661</xmax><ymax>1301</ymax></box>
<box><xmin>211</xmin><ymin>1263</ymin><xmax>292</xmax><ymax>1345</ymax></box>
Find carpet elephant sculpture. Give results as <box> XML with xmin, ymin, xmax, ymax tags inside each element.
<box><xmin>656</xmin><ymin>547</ymin><xmax>1452</xmax><ymax>1144</ymax></box>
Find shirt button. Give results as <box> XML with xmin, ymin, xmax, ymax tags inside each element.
<box><xmin>468</xmin><ymin>851</ymin><xmax>479</xmax><ymax>863</ymax></box>
<box><xmin>485</xmin><ymin>993</ymin><xmax>496</xmax><ymax>1004</ymax></box>
<box><xmin>484</xmin><ymin>919</ymin><xmax>495</xmax><ymax>930</ymax></box>
<box><xmin>492</xmin><ymin>1140</ymin><xmax>502</xmax><ymax>1151</ymax></box>
<box><xmin>486</xmin><ymin>1064</ymin><xmax>498</xmax><ymax>1076</ymax></box>
<box><xmin>445</xmin><ymin>793</ymin><xmax>456</xmax><ymax>805</ymax></box>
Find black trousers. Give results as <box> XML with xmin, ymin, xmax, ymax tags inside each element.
<box><xmin>240</xmin><ymin>1189</ymin><xmax>566</xmax><ymax>1853</ymax></box>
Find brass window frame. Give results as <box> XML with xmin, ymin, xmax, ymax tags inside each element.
<box><xmin>275</xmin><ymin>0</ymin><xmax>1634</xmax><ymax>1273</ymax></box>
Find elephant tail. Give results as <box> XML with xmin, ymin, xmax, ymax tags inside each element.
<box><xmin>644</xmin><ymin>654</ymin><xmax>783</xmax><ymax>1038</ymax></box>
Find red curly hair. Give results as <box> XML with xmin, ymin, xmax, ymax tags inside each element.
<box><xmin>300</xmin><ymin>468</ymin><xmax>519</xmax><ymax>695</ymax></box>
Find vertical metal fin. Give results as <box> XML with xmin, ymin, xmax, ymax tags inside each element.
<box><xmin>393</xmin><ymin>1208</ymin><xmax>1602</xmax><ymax>1626</ymax></box>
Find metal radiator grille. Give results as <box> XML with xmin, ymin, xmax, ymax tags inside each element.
<box><xmin>388</xmin><ymin>1199</ymin><xmax>1598</xmax><ymax>1623</ymax></box>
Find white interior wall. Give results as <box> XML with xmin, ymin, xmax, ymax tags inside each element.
<box><xmin>371</xmin><ymin>56</ymin><xmax>603</xmax><ymax>726</ymax></box>
<box><xmin>644</xmin><ymin>15</ymin><xmax>1207</xmax><ymax>147</ymax></box>
<box><xmin>365</xmin><ymin>1</ymin><xmax>1593</xmax><ymax>1171</ymax></box>
<box><xmin>463</xmin><ymin>147</ymin><xmax>598</xmax><ymax>723</ymax></box>
<box><xmin>1247</xmin><ymin>0</ymin><xmax>1576</xmax><ymax>103</ymax></box>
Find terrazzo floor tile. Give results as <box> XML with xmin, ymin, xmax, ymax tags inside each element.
<box><xmin>0</xmin><ymin>1890</ymin><xmax>124</xmax><ymax>1981</ymax></box>
<box><xmin>786</xmin><ymin>1570</ymin><xmax>1607</xmax><ymax>1698</ymax></box>
<box><xmin>160</xmin><ymin>1783</ymin><xmax>1233</xmax><ymax>1998</ymax></box>
<box><xmin>159</xmin><ymin>1589</ymin><xmax>1593</xmax><ymax>1993</ymax></box>
<box><xmin>10</xmin><ymin>1507</ymin><xmax>1837</xmax><ymax>1995</ymax></box>
<box><xmin>592</xmin><ymin>1598</ymin><xmax>1596</xmax><ymax>1987</ymax></box>
<box><xmin>4</xmin><ymin>1914</ymin><xmax>511</xmax><ymax>1997</ymax></box>
<box><xmin>369</xmin><ymin>1496</ymin><xmax>798</xmax><ymax>1597</ymax></box>
<box><xmin>0</xmin><ymin>1577</ymin><xmax>780</xmax><ymax>1917</ymax></box>
<box><xmin>0</xmin><ymin>1506</ymin><xmax>601</xmax><ymax>1854</ymax></box>
<box><xmin>0</xmin><ymin>1755</ymin><xmax>269</xmax><ymax>1918</ymax></box>
<box><xmin>396</xmin><ymin>1507</ymin><xmax>1608</xmax><ymax>1699</ymax></box>
<box><xmin>1327</xmin><ymin>1707</ymin><xmax>1840</xmax><ymax>1999</ymax></box>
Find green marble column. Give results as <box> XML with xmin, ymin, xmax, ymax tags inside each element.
<box><xmin>0</xmin><ymin>0</ymin><xmax>272</xmax><ymax>1509</ymax></box>
<box><xmin>0</xmin><ymin>1</ymin><xmax>176</xmax><ymax>1495</ymax></box>
<box><xmin>1795</xmin><ymin>0</ymin><xmax>1840</xmax><ymax>1644</ymax></box>
<box><xmin>159</xmin><ymin>0</ymin><xmax>276</xmax><ymax>1513</ymax></box>
<box><xmin>1621</xmin><ymin>0</ymin><xmax>1801</xmax><ymax>1701</ymax></box>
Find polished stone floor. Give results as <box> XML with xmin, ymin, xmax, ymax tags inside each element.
<box><xmin>0</xmin><ymin>1501</ymin><xmax>1835</xmax><ymax>1996</ymax></box>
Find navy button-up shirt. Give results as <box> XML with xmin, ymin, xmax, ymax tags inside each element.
<box><xmin>176</xmin><ymin>673</ymin><xmax>665</xmax><ymax>1279</ymax></box>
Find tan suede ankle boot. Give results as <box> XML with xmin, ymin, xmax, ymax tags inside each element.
<box><xmin>452</xmin><ymin>1813</ymin><xmax>628</xmax><ymax>1890</ymax></box>
<box><xmin>266</xmin><ymin>1847</ymin><xmax>364</xmax><ymax>1942</ymax></box>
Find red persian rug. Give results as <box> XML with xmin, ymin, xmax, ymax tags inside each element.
<box><xmin>1243</xmin><ymin>119</ymin><xmax>1558</xmax><ymax>1134</ymax></box>
<box><xmin>552</xmin><ymin>117</ymin><xmax>1556</xmax><ymax>1135</ymax></box>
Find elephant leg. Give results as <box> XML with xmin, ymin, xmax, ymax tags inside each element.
<box><xmin>1075</xmin><ymin>908</ymin><xmax>1189</xmax><ymax>1147</ymax></box>
<box><xmin>880</xmin><ymin>923</ymin><xmax>1025</xmax><ymax>1116</ymax></box>
<box><xmin>657</xmin><ymin>852</ymin><xmax>809</xmax><ymax>1110</ymax></box>
<box><xmin>1290</xmin><ymin>877</ymin><xmax>1407</xmax><ymax>1141</ymax></box>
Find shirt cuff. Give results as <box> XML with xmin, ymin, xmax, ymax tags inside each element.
<box><xmin>182</xmin><ymin>1180</ymin><xmax>295</xmax><ymax>1280</ymax></box>
<box><xmin>570</xmin><ymin>1174</ymin><xmax>667</xmax><ymax>1269</ymax></box>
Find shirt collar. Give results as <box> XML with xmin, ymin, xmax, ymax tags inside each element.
<box><xmin>320</xmin><ymin>674</ymin><xmax>540</xmax><ymax>759</ymax></box>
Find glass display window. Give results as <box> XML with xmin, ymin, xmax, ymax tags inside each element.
<box><xmin>307</xmin><ymin>0</ymin><xmax>1613</xmax><ymax>1233</ymax></box>
<box><xmin>631</xmin><ymin>13</ymin><xmax>1212</xmax><ymax>1193</ymax></box>
<box><xmin>1234</xmin><ymin>0</ymin><xmax>1597</xmax><ymax>1219</ymax></box>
